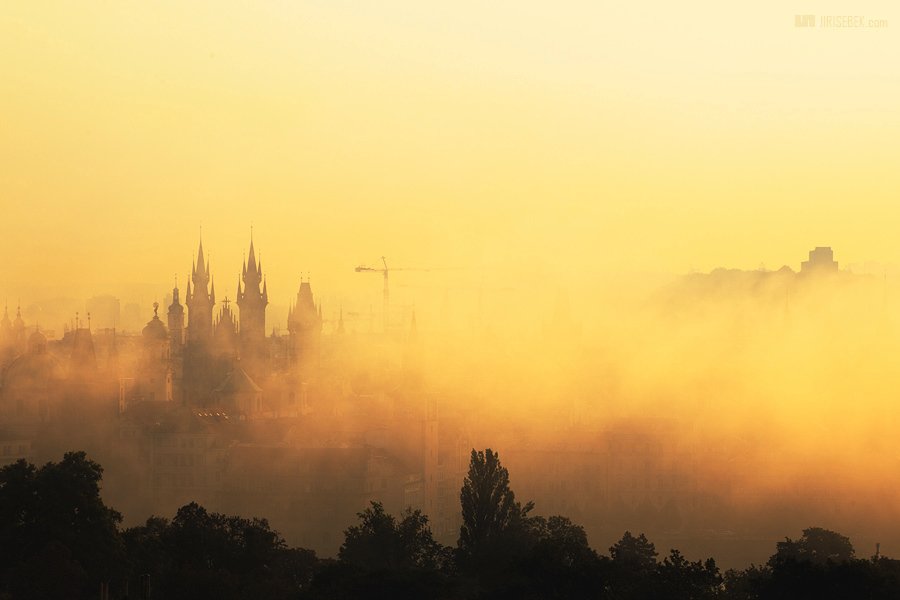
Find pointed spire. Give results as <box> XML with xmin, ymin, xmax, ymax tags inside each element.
<box><xmin>236</xmin><ymin>273</ymin><xmax>243</xmax><ymax>300</ymax></box>
<box><xmin>210</xmin><ymin>276</ymin><xmax>216</xmax><ymax>303</ymax></box>
<box><xmin>247</xmin><ymin>236</ymin><xmax>258</xmax><ymax>277</ymax></box>
<box><xmin>262</xmin><ymin>277</ymin><xmax>268</xmax><ymax>303</ymax></box>
<box><xmin>195</xmin><ymin>238</ymin><xmax>206</xmax><ymax>278</ymax></box>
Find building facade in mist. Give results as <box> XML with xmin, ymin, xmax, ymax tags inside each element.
<box><xmin>0</xmin><ymin>232</ymin><xmax>467</xmax><ymax>558</ymax></box>
<box><xmin>152</xmin><ymin>234</ymin><xmax>326</xmax><ymax>416</ymax></box>
<box><xmin>85</xmin><ymin>295</ymin><xmax>121</xmax><ymax>331</ymax></box>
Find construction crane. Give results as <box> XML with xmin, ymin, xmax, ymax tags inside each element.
<box><xmin>355</xmin><ymin>257</ymin><xmax>431</xmax><ymax>333</ymax></box>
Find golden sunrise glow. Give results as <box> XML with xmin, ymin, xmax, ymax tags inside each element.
<box><xmin>2</xmin><ymin>0</ymin><xmax>900</xmax><ymax>566</ymax></box>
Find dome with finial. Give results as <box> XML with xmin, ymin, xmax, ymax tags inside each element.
<box><xmin>142</xmin><ymin>302</ymin><xmax>168</xmax><ymax>341</ymax></box>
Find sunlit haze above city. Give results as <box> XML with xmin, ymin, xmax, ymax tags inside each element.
<box><xmin>2</xmin><ymin>3</ymin><xmax>900</xmax><ymax>597</ymax></box>
<box><xmin>2</xmin><ymin>2</ymin><xmax>899</xmax><ymax>302</ymax></box>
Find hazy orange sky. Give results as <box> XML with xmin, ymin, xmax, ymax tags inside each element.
<box><xmin>2</xmin><ymin>1</ymin><xmax>899</xmax><ymax>305</ymax></box>
<box><xmin>5</xmin><ymin>4</ymin><xmax>900</xmax><ymax>561</ymax></box>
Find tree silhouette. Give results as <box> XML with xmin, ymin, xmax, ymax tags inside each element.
<box><xmin>309</xmin><ymin>502</ymin><xmax>452</xmax><ymax>599</ymax></box>
<box><xmin>610</xmin><ymin>531</ymin><xmax>658</xmax><ymax>574</ymax></box>
<box><xmin>608</xmin><ymin>531</ymin><xmax>659</xmax><ymax>598</ymax></box>
<box><xmin>458</xmin><ymin>448</ymin><xmax>532</xmax><ymax>558</ymax></box>
<box><xmin>657</xmin><ymin>549</ymin><xmax>722</xmax><ymax>600</ymax></box>
<box><xmin>124</xmin><ymin>502</ymin><xmax>316</xmax><ymax>600</ymax></box>
<box><xmin>339</xmin><ymin>501</ymin><xmax>446</xmax><ymax>571</ymax></box>
<box><xmin>770</xmin><ymin>527</ymin><xmax>855</xmax><ymax>567</ymax></box>
<box><xmin>0</xmin><ymin>452</ymin><xmax>123</xmax><ymax>599</ymax></box>
<box><xmin>512</xmin><ymin>515</ymin><xmax>605</xmax><ymax>599</ymax></box>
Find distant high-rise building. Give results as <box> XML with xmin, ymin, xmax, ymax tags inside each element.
<box><xmin>121</xmin><ymin>302</ymin><xmax>143</xmax><ymax>333</ymax></box>
<box><xmin>800</xmin><ymin>247</ymin><xmax>839</xmax><ymax>274</ymax></box>
<box><xmin>85</xmin><ymin>295</ymin><xmax>121</xmax><ymax>330</ymax></box>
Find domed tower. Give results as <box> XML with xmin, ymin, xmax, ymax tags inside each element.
<box><xmin>236</xmin><ymin>234</ymin><xmax>268</xmax><ymax>366</ymax></box>
<box><xmin>138</xmin><ymin>302</ymin><xmax>170</xmax><ymax>402</ymax></box>
<box><xmin>186</xmin><ymin>238</ymin><xmax>215</xmax><ymax>345</ymax></box>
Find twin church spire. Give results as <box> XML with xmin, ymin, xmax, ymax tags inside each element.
<box><xmin>176</xmin><ymin>232</ymin><xmax>268</xmax><ymax>365</ymax></box>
